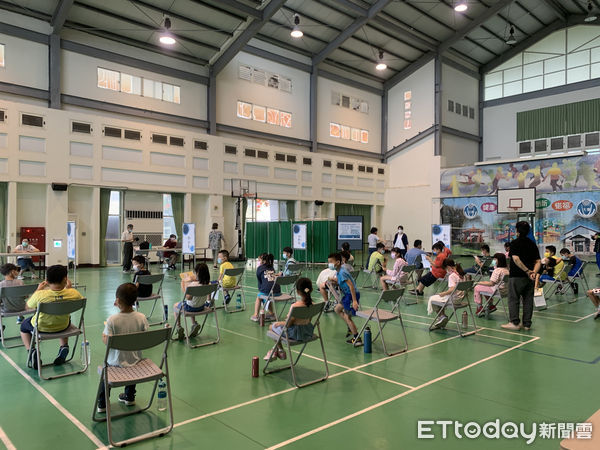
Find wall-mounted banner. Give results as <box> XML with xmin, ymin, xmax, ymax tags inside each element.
<box><xmin>440</xmin><ymin>154</ymin><xmax>600</xmax><ymax>198</ymax></box>
<box><xmin>67</xmin><ymin>221</ymin><xmax>76</xmax><ymax>260</ymax></box>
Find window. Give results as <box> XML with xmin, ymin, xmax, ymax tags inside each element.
<box><xmin>163</xmin><ymin>194</ymin><xmax>176</xmax><ymax>239</ymax></box>
<box><xmin>378</xmin><ymin>168</ymin><xmax>385</xmax><ymax>175</ymax></box>
<box><xmin>245</xmin><ymin>148</ymin><xmax>256</xmax><ymax>157</ymax></box>
<box><xmin>257</xmin><ymin>150</ymin><xmax>269</xmax><ymax>159</ymax></box>
<box><xmin>124</xmin><ymin>129</ymin><xmax>141</xmax><ymax>140</ymax></box>
<box><xmin>336</xmin><ymin>162</ymin><xmax>345</xmax><ymax>170</ymax></box>
<box><xmin>323</xmin><ymin>160</ymin><xmax>331</xmax><ymax>168</ymax></box>
<box><xmin>303</xmin><ymin>157</ymin><xmax>312</xmax><ymax>165</ymax></box>
<box><xmin>120</xmin><ymin>73</ymin><xmax>141</xmax><ymax>95</ymax></box>
<box><xmin>275</xmin><ymin>153</ymin><xmax>285</xmax><ymax>162</ymax></box>
<box><xmin>21</xmin><ymin>114</ymin><xmax>44</xmax><ymax>127</ymax></box>
<box><xmin>105</xmin><ymin>191</ymin><xmax>122</xmax><ymax>264</ymax></box>
<box><xmin>245</xmin><ymin>199</ymin><xmax>289</xmax><ymax>222</ymax></box>
<box><xmin>97</xmin><ymin>68</ymin><xmax>120</xmax><ymax>91</ymax></box>
<box><xmin>225</xmin><ymin>145</ymin><xmax>237</xmax><ymax>155</ymax></box>
<box><xmin>98</xmin><ymin>67</ymin><xmax>180</xmax><ymax>103</ymax></box>
<box><xmin>152</xmin><ymin>133</ymin><xmax>168</xmax><ymax>144</ymax></box>
<box><xmin>104</xmin><ymin>126</ymin><xmax>122</xmax><ymax>138</ymax></box>
<box><xmin>169</xmin><ymin>136</ymin><xmax>184</xmax><ymax>147</ymax></box>
<box><xmin>286</xmin><ymin>155</ymin><xmax>296</xmax><ymax>163</ymax></box>
<box><xmin>0</xmin><ymin>44</ymin><xmax>4</xmax><ymax>67</ymax></box>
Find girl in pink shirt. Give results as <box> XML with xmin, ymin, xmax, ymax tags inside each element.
<box><xmin>379</xmin><ymin>247</ymin><xmax>408</xmax><ymax>291</ymax></box>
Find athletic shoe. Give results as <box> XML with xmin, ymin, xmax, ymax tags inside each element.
<box><xmin>122</xmin><ymin>270</ymin><xmax>130</xmax><ymax>274</ymax></box>
<box><xmin>176</xmin><ymin>326</ymin><xmax>185</xmax><ymax>341</ymax></box>
<box><xmin>501</xmin><ymin>322</ymin><xmax>521</xmax><ymax>331</ymax></box>
<box><xmin>53</xmin><ymin>346</ymin><xmax>69</xmax><ymax>365</ymax></box>
<box><xmin>16</xmin><ymin>316</ymin><xmax>24</xmax><ymax>324</ymax></box>
<box><xmin>188</xmin><ymin>323</ymin><xmax>201</xmax><ymax>338</ymax></box>
<box><xmin>265</xmin><ymin>313</ymin><xmax>276</xmax><ymax>322</ymax></box>
<box><xmin>224</xmin><ymin>294</ymin><xmax>231</xmax><ymax>305</ymax></box>
<box><xmin>487</xmin><ymin>305</ymin><xmax>497</xmax><ymax>313</ymax></box>
<box><xmin>263</xmin><ymin>350</ymin><xmax>277</xmax><ymax>361</ymax></box>
<box><xmin>432</xmin><ymin>314</ymin><xmax>448</xmax><ymax>330</ymax></box>
<box><xmin>476</xmin><ymin>305</ymin><xmax>484</xmax><ymax>316</ymax></box>
<box><xmin>594</xmin><ymin>311</ymin><xmax>600</xmax><ymax>320</ymax></box>
<box><xmin>250</xmin><ymin>315</ymin><xmax>259</xmax><ymax>322</ymax></box>
<box><xmin>118</xmin><ymin>393</ymin><xmax>135</xmax><ymax>406</ymax></box>
<box><xmin>27</xmin><ymin>348</ymin><xmax>39</xmax><ymax>370</ymax></box>
<box><xmin>347</xmin><ymin>335</ymin><xmax>363</xmax><ymax>346</ymax></box>
<box><xmin>17</xmin><ymin>276</ymin><xmax>24</xmax><ymax>280</ymax></box>
<box><xmin>437</xmin><ymin>315</ymin><xmax>450</xmax><ymax>329</ymax></box>
<box><xmin>522</xmin><ymin>326</ymin><xmax>531</xmax><ymax>331</ymax></box>
<box><xmin>277</xmin><ymin>349</ymin><xmax>287</xmax><ymax>360</ymax></box>
<box><xmin>345</xmin><ymin>329</ymin><xmax>352</xmax><ymax>338</ymax></box>
<box><xmin>96</xmin><ymin>404</ymin><xmax>106</xmax><ymax>414</ymax></box>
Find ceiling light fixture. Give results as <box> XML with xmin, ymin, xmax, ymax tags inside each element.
<box><xmin>159</xmin><ymin>17</ymin><xmax>176</xmax><ymax>45</ymax></box>
<box><xmin>375</xmin><ymin>50</ymin><xmax>387</xmax><ymax>71</ymax></box>
<box><xmin>291</xmin><ymin>14</ymin><xmax>303</xmax><ymax>38</ymax></box>
<box><xmin>585</xmin><ymin>1</ymin><xmax>598</xmax><ymax>22</ymax></box>
<box><xmin>454</xmin><ymin>1</ymin><xmax>468</xmax><ymax>12</ymax></box>
<box><xmin>506</xmin><ymin>26</ymin><xmax>517</xmax><ymax>45</ymax></box>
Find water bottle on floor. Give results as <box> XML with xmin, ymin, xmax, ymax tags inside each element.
<box><xmin>236</xmin><ymin>294</ymin><xmax>242</xmax><ymax>309</ymax></box>
<box><xmin>163</xmin><ymin>305</ymin><xmax>169</xmax><ymax>323</ymax></box>
<box><xmin>462</xmin><ymin>311</ymin><xmax>468</xmax><ymax>328</ymax></box>
<box><xmin>157</xmin><ymin>379</ymin><xmax>167</xmax><ymax>411</ymax></box>
<box><xmin>80</xmin><ymin>340</ymin><xmax>90</xmax><ymax>365</ymax></box>
<box><xmin>363</xmin><ymin>327</ymin><xmax>372</xmax><ymax>353</ymax></box>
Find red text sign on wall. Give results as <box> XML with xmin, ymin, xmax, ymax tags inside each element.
<box><xmin>552</xmin><ymin>200</ymin><xmax>573</xmax><ymax>211</ymax></box>
<box><xmin>481</xmin><ymin>203</ymin><xmax>498</xmax><ymax>213</ymax></box>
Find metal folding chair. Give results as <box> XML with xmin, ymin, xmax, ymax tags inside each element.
<box><xmin>324</xmin><ymin>280</ymin><xmax>341</xmax><ymax>312</ymax></box>
<box><xmin>135</xmin><ymin>249</ymin><xmax>152</xmax><ymax>272</ymax></box>
<box><xmin>473</xmin><ymin>257</ymin><xmax>493</xmax><ymax>281</ymax></box>
<box><xmin>27</xmin><ymin>298</ymin><xmax>88</xmax><ymax>380</ymax></box>
<box><xmin>360</xmin><ymin>267</ymin><xmax>380</xmax><ymax>289</ymax></box>
<box><xmin>92</xmin><ymin>327</ymin><xmax>173</xmax><ymax>448</ymax></box>
<box><xmin>355</xmin><ymin>289</ymin><xmax>408</xmax><ymax>355</ymax></box>
<box><xmin>284</xmin><ymin>263</ymin><xmax>303</xmax><ymax>277</ymax></box>
<box><xmin>565</xmin><ymin>260</ymin><xmax>589</xmax><ymax>297</ymax></box>
<box><xmin>385</xmin><ymin>265</ymin><xmax>418</xmax><ymax>305</ymax></box>
<box><xmin>0</xmin><ymin>284</ymin><xmax>38</xmax><ymax>348</ymax></box>
<box><xmin>428</xmin><ymin>281</ymin><xmax>476</xmax><ymax>337</ymax></box>
<box><xmin>219</xmin><ymin>267</ymin><xmax>247</xmax><ymax>313</ymax></box>
<box><xmin>432</xmin><ymin>272</ymin><xmax>449</xmax><ymax>294</ymax></box>
<box><xmin>478</xmin><ymin>275</ymin><xmax>509</xmax><ymax>321</ymax></box>
<box><xmin>264</xmin><ymin>274</ymin><xmax>299</xmax><ymax>321</ymax></box>
<box><xmin>134</xmin><ymin>274</ymin><xmax>165</xmax><ymax>326</ymax></box>
<box><xmin>173</xmin><ymin>284</ymin><xmax>220</xmax><ymax>348</ymax></box>
<box><xmin>263</xmin><ymin>302</ymin><xmax>328</xmax><ymax>388</ymax></box>
<box><xmin>544</xmin><ymin>262</ymin><xmax>573</xmax><ymax>302</ymax></box>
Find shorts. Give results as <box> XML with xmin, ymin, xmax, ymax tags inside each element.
<box><xmin>20</xmin><ymin>316</ymin><xmax>69</xmax><ymax>334</ymax></box>
<box><xmin>418</xmin><ymin>272</ymin><xmax>438</xmax><ymax>287</ymax></box>
<box><xmin>258</xmin><ymin>292</ymin><xmax>281</xmax><ymax>301</ymax></box>
<box><xmin>175</xmin><ymin>301</ymin><xmax>208</xmax><ymax>313</ymax></box>
<box><xmin>341</xmin><ymin>292</ymin><xmax>360</xmax><ymax>316</ymax></box>
<box><xmin>272</xmin><ymin>323</ymin><xmax>315</xmax><ymax>341</ymax></box>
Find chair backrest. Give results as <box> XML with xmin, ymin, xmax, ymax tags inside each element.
<box><xmin>556</xmin><ymin>262</ymin><xmax>572</xmax><ymax>277</ymax></box>
<box><xmin>350</xmin><ymin>270</ymin><xmax>360</xmax><ymax>280</ymax></box>
<box><xmin>379</xmin><ymin>288</ymin><xmax>405</xmax><ymax>306</ymax></box>
<box><xmin>184</xmin><ymin>284</ymin><xmax>219</xmax><ymax>298</ymax></box>
<box><xmin>135</xmin><ymin>274</ymin><xmax>164</xmax><ymax>286</ymax></box>
<box><xmin>572</xmin><ymin>260</ymin><xmax>586</xmax><ymax>277</ymax></box>
<box><xmin>288</xmin><ymin>302</ymin><xmax>325</xmax><ymax>321</ymax></box>
<box><xmin>107</xmin><ymin>327</ymin><xmax>171</xmax><ymax>352</ymax></box>
<box><xmin>285</xmin><ymin>263</ymin><xmax>303</xmax><ymax>273</ymax></box>
<box><xmin>224</xmin><ymin>267</ymin><xmax>244</xmax><ymax>277</ymax></box>
<box><xmin>0</xmin><ymin>284</ymin><xmax>38</xmax><ymax>311</ymax></box>
<box><xmin>401</xmin><ymin>265</ymin><xmax>415</xmax><ymax>273</ymax></box>
<box><xmin>455</xmin><ymin>280</ymin><xmax>474</xmax><ymax>292</ymax></box>
<box><xmin>37</xmin><ymin>297</ymin><xmax>87</xmax><ymax>315</ymax></box>
<box><xmin>275</xmin><ymin>274</ymin><xmax>299</xmax><ymax>287</ymax></box>
<box><xmin>479</xmin><ymin>257</ymin><xmax>492</xmax><ymax>270</ymax></box>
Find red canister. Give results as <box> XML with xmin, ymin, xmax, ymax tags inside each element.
<box><xmin>252</xmin><ymin>356</ymin><xmax>259</xmax><ymax>377</ymax></box>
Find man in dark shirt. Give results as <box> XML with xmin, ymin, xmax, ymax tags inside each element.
<box><xmin>162</xmin><ymin>234</ymin><xmax>179</xmax><ymax>270</ymax></box>
<box><xmin>503</xmin><ymin>221</ymin><xmax>541</xmax><ymax>331</ymax></box>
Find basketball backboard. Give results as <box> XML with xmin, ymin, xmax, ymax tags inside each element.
<box><xmin>497</xmin><ymin>188</ymin><xmax>535</xmax><ymax>214</ymax></box>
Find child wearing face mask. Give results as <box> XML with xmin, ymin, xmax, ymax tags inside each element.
<box><xmin>534</xmin><ymin>245</ymin><xmax>564</xmax><ymax>295</ymax></box>
<box><xmin>328</xmin><ymin>252</ymin><xmax>361</xmax><ymax>345</ymax></box>
<box><xmin>13</xmin><ymin>239</ymin><xmax>40</xmax><ymax>280</ymax></box>
<box><xmin>0</xmin><ymin>263</ymin><xmax>25</xmax><ymax>323</ymax></box>
<box><xmin>473</xmin><ymin>253</ymin><xmax>509</xmax><ymax>316</ymax></box>
<box><xmin>217</xmin><ymin>250</ymin><xmax>235</xmax><ymax>304</ymax></box>
<box><xmin>367</xmin><ymin>242</ymin><xmax>387</xmax><ymax>276</ymax></box>
<box><xmin>131</xmin><ymin>256</ymin><xmax>152</xmax><ymax>298</ymax></box>
<box><xmin>280</xmin><ymin>247</ymin><xmax>297</xmax><ymax>276</ymax></box>
<box><xmin>379</xmin><ymin>247</ymin><xmax>408</xmax><ymax>291</ymax></box>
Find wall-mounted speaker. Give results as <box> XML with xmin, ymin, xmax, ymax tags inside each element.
<box><xmin>51</xmin><ymin>183</ymin><xmax>68</xmax><ymax>191</ymax></box>
<box><xmin>314</xmin><ymin>200</ymin><xmax>324</xmax><ymax>206</ymax></box>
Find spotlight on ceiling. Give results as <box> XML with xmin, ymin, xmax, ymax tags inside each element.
<box><xmin>585</xmin><ymin>1</ymin><xmax>598</xmax><ymax>22</ymax></box>
<box><xmin>375</xmin><ymin>50</ymin><xmax>387</xmax><ymax>71</ymax></box>
<box><xmin>454</xmin><ymin>1</ymin><xmax>468</xmax><ymax>12</ymax></box>
<box><xmin>159</xmin><ymin>17</ymin><xmax>176</xmax><ymax>45</ymax></box>
<box><xmin>291</xmin><ymin>14</ymin><xmax>303</xmax><ymax>38</ymax></box>
<box><xmin>506</xmin><ymin>26</ymin><xmax>517</xmax><ymax>45</ymax></box>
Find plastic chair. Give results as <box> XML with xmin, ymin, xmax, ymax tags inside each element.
<box><xmin>263</xmin><ymin>302</ymin><xmax>328</xmax><ymax>388</ymax></box>
<box><xmin>92</xmin><ymin>327</ymin><xmax>173</xmax><ymax>448</ymax></box>
<box><xmin>355</xmin><ymin>289</ymin><xmax>408</xmax><ymax>355</ymax></box>
<box><xmin>134</xmin><ymin>274</ymin><xmax>165</xmax><ymax>326</ymax></box>
<box><xmin>173</xmin><ymin>284</ymin><xmax>220</xmax><ymax>348</ymax></box>
<box><xmin>264</xmin><ymin>274</ymin><xmax>299</xmax><ymax>321</ymax></box>
<box><xmin>0</xmin><ymin>284</ymin><xmax>38</xmax><ymax>348</ymax></box>
<box><xmin>478</xmin><ymin>275</ymin><xmax>509</xmax><ymax>321</ymax></box>
<box><xmin>219</xmin><ymin>267</ymin><xmax>247</xmax><ymax>313</ymax></box>
<box><xmin>27</xmin><ymin>298</ymin><xmax>88</xmax><ymax>380</ymax></box>
<box><xmin>428</xmin><ymin>281</ymin><xmax>477</xmax><ymax>337</ymax></box>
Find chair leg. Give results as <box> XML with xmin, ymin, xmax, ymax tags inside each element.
<box><xmin>428</xmin><ymin>306</ymin><xmax>446</xmax><ymax>332</ymax></box>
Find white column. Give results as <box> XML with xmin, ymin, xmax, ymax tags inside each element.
<box><xmin>90</xmin><ymin>187</ymin><xmax>100</xmax><ymax>265</ymax></box>
<box><xmin>370</xmin><ymin>205</ymin><xmax>377</xmax><ymax>229</ymax></box>
<box><xmin>184</xmin><ymin>192</ymin><xmax>192</xmax><ymax>223</ymax></box>
<box><xmin>45</xmin><ymin>185</ymin><xmax>68</xmax><ymax>266</ymax></box>
<box><xmin>6</xmin><ymin>181</ymin><xmax>17</xmax><ymax>250</ymax></box>
<box><xmin>294</xmin><ymin>200</ymin><xmax>302</xmax><ymax>220</ymax></box>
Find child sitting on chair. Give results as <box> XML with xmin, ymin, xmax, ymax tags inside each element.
<box><xmin>97</xmin><ymin>283</ymin><xmax>149</xmax><ymax>413</ymax></box>
<box><xmin>329</xmin><ymin>252</ymin><xmax>361</xmax><ymax>345</ymax></box>
<box><xmin>534</xmin><ymin>246</ymin><xmax>564</xmax><ymax>295</ymax></box>
<box><xmin>586</xmin><ymin>288</ymin><xmax>600</xmax><ymax>320</ymax></box>
<box><xmin>379</xmin><ymin>247</ymin><xmax>407</xmax><ymax>291</ymax></box>
<box><xmin>0</xmin><ymin>263</ymin><xmax>25</xmax><ymax>323</ymax></box>
<box><xmin>217</xmin><ymin>250</ymin><xmax>235</xmax><ymax>304</ymax></box>
<box><xmin>131</xmin><ymin>256</ymin><xmax>152</xmax><ymax>298</ymax></box>
<box><xmin>174</xmin><ymin>263</ymin><xmax>212</xmax><ymax>341</ymax></box>
<box><xmin>427</xmin><ymin>259</ymin><xmax>466</xmax><ymax>330</ymax></box>
<box><xmin>263</xmin><ymin>277</ymin><xmax>315</xmax><ymax>361</ymax></box>
<box><xmin>473</xmin><ymin>253</ymin><xmax>509</xmax><ymax>316</ymax></box>
<box><xmin>251</xmin><ymin>253</ymin><xmax>279</xmax><ymax>322</ymax></box>
<box><xmin>280</xmin><ymin>247</ymin><xmax>298</xmax><ymax>276</ymax></box>
<box><xmin>367</xmin><ymin>242</ymin><xmax>387</xmax><ymax>276</ymax></box>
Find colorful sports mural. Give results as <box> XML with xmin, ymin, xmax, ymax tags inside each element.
<box><xmin>440</xmin><ymin>154</ymin><xmax>600</xmax><ymax>198</ymax></box>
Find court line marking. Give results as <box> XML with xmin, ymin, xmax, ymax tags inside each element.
<box><xmin>266</xmin><ymin>336</ymin><xmax>540</xmax><ymax>450</ymax></box>
<box><xmin>0</xmin><ymin>427</ymin><xmax>16</xmax><ymax>450</ymax></box>
<box><xmin>173</xmin><ymin>333</ymin><xmax>464</xmax><ymax>430</ymax></box>
<box><xmin>0</xmin><ymin>349</ymin><xmax>107</xmax><ymax>449</ymax></box>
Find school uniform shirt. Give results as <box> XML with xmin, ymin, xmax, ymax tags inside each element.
<box><xmin>220</xmin><ymin>261</ymin><xmax>236</xmax><ymax>288</ymax></box>
<box><xmin>367</xmin><ymin>233</ymin><xmax>379</xmax><ymax>249</ymax></box>
<box><xmin>133</xmin><ymin>269</ymin><xmax>152</xmax><ymax>297</ymax></box>
<box><xmin>256</xmin><ymin>264</ymin><xmax>280</xmax><ymax>295</ymax></box>
<box><xmin>103</xmin><ymin>311</ymin><xmax>149</xmax><ymax>367</ymax></box>
<box><xmin>509</xmin><ymin>236</ymin><xmax>540</xmax><ymax>278</ymax></box>
<box><xmin>121</xmin><ymin>230</ymin><xmax>134</xmax><ymax>242</ymax></box>
<box><xmin>27</xmin><ymin>287</ymin><xmax>83</xmax><ymax>332</ymax></box>
<box><xmin>185</xmin><ymin>281</ymin><xmax>211</xmax><ymax>308</ymax></box>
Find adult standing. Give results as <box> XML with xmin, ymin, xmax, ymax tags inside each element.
<box><xmin>502</xmin><ymin>221</ymin><xmax>541</xmax><ymax>331</ymax></box>
<box><xmin>393</xmin><ymin>225</ymin><xmax>409</xmax><ymax>259</ymax></box>
<box><xmin>208</xmin><ymin>223</ymin><xmax>226</xmax><ymax>269</ymax></box>
<box><xmin>121</xmin><ymin>224</ymin><xmax>135</xmax><ymax>273</ymax></box>
<box><xmin>367</xmin><ymin>227</ymin><xmax>381</xmax><ymax>259</ymax></box>
<box><xmin>593</xmin><ymin>232</ymin><xmax>600</xmax><ymax>277</ymax></box>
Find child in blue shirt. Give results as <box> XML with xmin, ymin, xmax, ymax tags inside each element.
<box><xmin>329</xmin><ymin>252</ymin><xmax>361</xmax><ymax>345</ymax></box>
<box><xmin>251</xmin><ymin>253</ymin><xmax>280</xmax><ymax>322</ymax></box>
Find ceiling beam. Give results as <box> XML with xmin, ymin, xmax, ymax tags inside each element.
<box><xmin>370</xmin><ymin>16</ymin><xmax>437</xmax><ymax>52</ymax></box>
<box><xmin>439</xmin><ymin>0</ymin><xmax>516</xmax><ymax>53</ymax></box>
<box><xmin>329</xmin><ymin>0</ymin><xmax>368</xmax><ymax>17</ymax></box>
<box><xmin>212</xmin><ymin>0</ymin><xmax>286</xmax><ymax>75</ymax></box>
<box><xmin>539</xmin><ymin>0</ymin><xmax>567</xmax><ymax>21</ymax></box>
<box><xmin>213</xmin><ymin>0</ymin><xmax>262</xmax><ymax>19</ymax></box>
<box><xmin>51</xmin><ymin>0</ymin><xmax>74</xmax><ymax>33</ymax></box>
<box><xmin>480</xmin><ymin>18</ymin><xmax>565</xmax><ymax>74</ymax></box>
<box><xmin>312</xmin><ymin>0</ymin><xmax>392</xmax><ymax>66</ymax></box>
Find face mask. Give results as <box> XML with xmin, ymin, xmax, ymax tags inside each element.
<box><xmin>328</xmin><ymin>263</ymin><xmax>335</xmax><ymax>270</ymax></box>
<box><xmin>282</xmin><ymin>254</ymin><xmax>288</xmax><ymax>260</ymax></box>
<box><xmin>391</xmin><ymin>253</ymin><xmax>397</xmax><ymax>260</ymax></box>
<box><xmin>491</xmin><ymin>259</ymin><xmax>497</xmax><ymax>267</ymax></box>
<box><xmin>133</xmin><ymin>265</ymin><xmax>140</xmax><ymax>272</ymax></box>
<box><xmin>217</xmin><ymin>258</ymin><xmax>223</xmax><ymax>264</ymax></box>
<box><xmin>544</xmin><ymin>251</ymin><xmax>550</xmax><ymax>258</ymax></box>
<box><xmin>22</xmin><ymin>242</ymin><xmax>28</xmax><ymax>247</ymax></box>
<box><xmin>128</xmin><ymin>228</ymin><xmax>133</xmax><ymax>232</ymax></box>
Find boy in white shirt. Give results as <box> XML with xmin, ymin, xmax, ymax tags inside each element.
<box><xmin>97</xmin><ymin>283</ymin><xmax>149</xmax><ymax>413</ymax></box>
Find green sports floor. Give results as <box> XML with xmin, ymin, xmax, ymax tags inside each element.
<box><xmin>1</xmin><ymin>259</ymin><xmax>599</xmax><ymax>449</ymax></box>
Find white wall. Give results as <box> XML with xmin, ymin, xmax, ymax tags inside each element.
<box><xmin>387</xmin><ymin>60</ymin><xmax>435</xmax><ymax>150</ymax></box>
<box><xmin>0</xmin><ymin>33</ymin><xmax>48</xmax><ymax>90</ymax></box>
<box><xmin>61</xmin><ymin>51</ymin><xmax>207</xmax><ymax>120</ymax></box>
<box><xmin>16</xmin><ymin>183</ymin><xmax>46</xmax><ymax>230</ymax></box>
<box><xmin>441</xmin><ymin>134</ymin><xmax>479</xmax><ymax>168</ymax></box>
<box><xmin>216</xmin><ymin>51</ymin><xmax>310</xmax><ymax>140</ymax></box>
<box><xmin>317</xmin><ymin>77</ymin><xmax>381</xmax><ymax>154</ymax></box>
<box><xmin>382</xmin><ymin>135</ymin><xmax>440</xmax><ymax>250</ymax></box>
<box><xmin>483</xmin><ymin>85</ymin><xmax>600</xmax><ymax>160</ymax></box>
<box><xmin>442</xmin><ymin>64</ymin><xmax>479</xmax><ymax>135</ymax></box>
